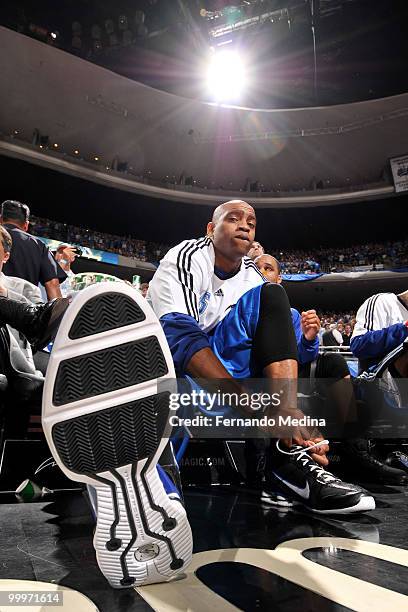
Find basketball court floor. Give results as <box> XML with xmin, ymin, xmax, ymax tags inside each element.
<box><xmin>1</xmin><ymin>482</ymin><xmax>408</xmax><ymax>611</ymax></box>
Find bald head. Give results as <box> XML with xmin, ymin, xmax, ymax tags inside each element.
<box><xmin>206</xmin><ymin>200</ymin><xmax>257</xmax><ymax>266</ymax></box>
<box><xmin>211</xmin><ymin>200</ymin><xmax>255</xmax><ymax>225</ymax></box>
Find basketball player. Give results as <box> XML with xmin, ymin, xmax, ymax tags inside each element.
<box><xmin>350</xmin><ymin>290</ymin><xmax>408</xmax><ymax>477</ymax></box>
<box><xmin>148</xmin><ymin>201</ymin><xmax>375</xmax><ymax>513</ymax></box>
<box><xmin>254</xmin><ymin>254</ymin><xmax>406</xmax><ymax>486</ymax></box>
<box><xmin>351</xmin><ymin>290</ymin><xmax>408</xmax><ymax>375</ymax></box>
<box><xmin>40</xmin><ymin>201</ymin><xmax>375</xmax><ymax>591</ymax></box>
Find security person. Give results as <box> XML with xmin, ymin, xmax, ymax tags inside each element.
<box><xmin>0</xmin><ymin>200</ymin><xmax>66</xmax><ymax>300</ymax></box>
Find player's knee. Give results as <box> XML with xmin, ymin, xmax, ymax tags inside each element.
<box><xmin>260</xmin><ymin>282</ymin><xmax>287</xmax><ymax>310</ymax></box>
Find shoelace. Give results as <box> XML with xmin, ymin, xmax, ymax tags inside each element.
<box><xmin>276</xmin><ymin>440</ymin><xmax>337</xmax><ymax>484</ymax></box>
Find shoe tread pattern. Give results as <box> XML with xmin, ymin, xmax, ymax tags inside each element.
<box><xmin>52</xmin><ymin>392</ymin><xmax>170</xmax><ymax>474</ymax></box>
<box><xmin>69</xmin><ymin>292</ymin><xmax>146</xmax><ymax>340</ymax></box>
<box><xmin>53</xmin><ymin>336</ymin><xmax>167</xmax><ymax>406</ymax></box>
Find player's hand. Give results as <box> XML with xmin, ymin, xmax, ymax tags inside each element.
<box><xmin>281</xmin><ymin>436</ymin><xmax>329</xmax><ymax>467</ymax></box>
<box><xmin>303</xmin><ymin>437</ymin><xmax>330</xmax><ymax>466</ymax></box>
<box><xmin>62</xmin><ymin>247</ymin><xmax>77</xmax><ymax>263</ymax></box>
<box><xmin>301</xmin><ymin>310</ymin><xmax>321</xmax><ymax>342</ymax></box>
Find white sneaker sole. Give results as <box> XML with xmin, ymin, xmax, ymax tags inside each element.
<box><xmin>260</xmin><ymin>491</ymin><xmax>294</xmax><ymax>507</ymax></box>
<box><xmin>260</xmin><ymin>493</ymin><xmax>375</xmax><ymax>514</ymax></box>
<box><xmin>303</xmin><ymin>495</ymin><xmax>376</xmax><ymax>515</ymax></box>
<box><xmin>42</xmin><ymin>282</ymin><xmax>192</xmax><ymax>588</ymax></box>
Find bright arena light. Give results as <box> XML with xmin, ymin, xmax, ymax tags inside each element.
<box><xmin>206</xmin><ymin>49</ymin><xmax>246</xmax><ymax>102</ymax></box>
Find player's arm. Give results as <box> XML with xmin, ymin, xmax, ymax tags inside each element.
<box><xmin>350</xmin><ymin>295</ymin><xmax>408</xmax><ymax>359</ymax></box>
<box><xmin>149</xmin><ymin>251</ymin><xmax>255</xmax><ymax>413</ymax></box>
<box><xmin>148</xmin><ymin>246</ymin><xmax>213</xmax><ymax>372</ymax></box>
<box><xmin>44</xmin><ymin>279</ymin><xmax>62</xmax><ymax>300</ymax></box>
<box><xmin>40</xmin><ymin>248</ymin><xmax>65</xmax><ymax>300</ymax></box>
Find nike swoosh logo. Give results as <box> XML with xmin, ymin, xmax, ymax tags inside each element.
<box><xmin>272</xmin><ymin>472</ymin><xmax>310</xmax><ymax>499</ymax></box>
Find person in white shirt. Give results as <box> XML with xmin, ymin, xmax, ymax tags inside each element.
<box><xmin>351</xmin><ymin>291</ymin><xmax>408</xmax><ymax>375</ymax></box>
<box><xmin>148</xmin><ymin>201</ymin><xmax>375</xmax><ymax>513</ymax></box>
<box><xmin>0</xmin><ymin>225</ymin><xmax>68</xmax><ymax>397</ymax></box>
<box><xmin>349</xmin><ymin>291</ymin><xmax>408</xmax><ymax>482</ymax></box>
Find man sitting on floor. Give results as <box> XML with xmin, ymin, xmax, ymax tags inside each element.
<box><xmin>148</xmin><ymin>200</ymin><xmax>375</xmax><ymax>513</ymax></box>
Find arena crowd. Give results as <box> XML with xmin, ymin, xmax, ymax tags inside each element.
<box><xmin>29</xmin><ymin>215</ymin><xmax>408</xmax><ymax>273</ymax></box>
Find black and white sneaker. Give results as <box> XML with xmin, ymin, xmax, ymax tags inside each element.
<box><xmin>42</xmin><ymin>282</ymin><xmax>192</xmax><ymax>588</ymax></box>
<box><xmin>342</xmin><ymin>439</ymin><xmax>408</xmax><ymax>485</ymax></box>
<box><xmin>269</xmin><ymin>443</ymin><xmax>375</xmax><ymax>514</ymax></box>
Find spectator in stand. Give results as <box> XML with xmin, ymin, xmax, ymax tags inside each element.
<box><xmin>322</xmin><ymin>325</ymin><xmax>344</xmax><ymax>347</ymax></box>
<box><xmin>1</xmin><ymin>201</ymin><xmax>66</xmax><ymax>300</ymax></box>
<box><xmin>54</xmin><ymin>244</ymin><xmax>78</xmax><ymax>299</ymax></box>
<box><xmin>139</xmin><ymin>282</ymin><xmax>149</xmax><ymax>298</ymax></box>
<box><xmin>319</xmin><ymin>323</ymin><xmax>330</xmax><ymax>344</ymax></box>
<box><xmin>342</xmin><ymin>323</ymin><xmax>353</xmax><ymax>346</ymax></box>
<box><xmin>27</xmin><ymin>213</ymin><xmax>408</xmax><ymax>271</ymax></box>
<box><xmin>337</xmin><ymin>322</ymin><xmax>345</xmax><ymax>335</ymax></box>
<box><xmin>0</xmin><ymin>225</ymin><xmax>46</xmax><ymax>397</ymax></box>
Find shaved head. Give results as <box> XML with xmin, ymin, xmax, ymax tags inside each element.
<box><xmin>211</xmin><ymin>200</ymin><xmax>255</xmax><ymax>225</ymax></box>
<box><xmin>207</xmin><ymin>200</ymin><xmax>257</xmax><ymax>270</ymax></box>
<box><xmin>256</xmin><ymin>254</ymin><xmax>280</xmax><ymax>271</ymax></box>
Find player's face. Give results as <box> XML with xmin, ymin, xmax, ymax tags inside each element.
<box><xmin>255</xmin><ymin>255</ymin><xmax>281</xmax><ymax>283</ymax></box>
<box><xmin>212</xmin><ymin>203</ymin><xmax>256</xmax><ymax>260</ymax></box>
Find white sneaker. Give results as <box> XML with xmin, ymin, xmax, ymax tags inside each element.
<box><xmin>42</xmin><ymin>282</ymin><xmax>192</xmax><ymax>588</ymax></box>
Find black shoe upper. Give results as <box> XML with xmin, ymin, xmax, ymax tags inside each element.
<box><xmin>270</xmin><ymin>444</ymin><xmax>372</xmax><ymax>511</ymax></box>
<box><xmin>385</xmin><ymin>450</ymin><xmax>408</xmax><ymax>475</ymax></box>
<box><xmin>342</xmin><ymin>439</ymin><xmax>408</xmax><ymax>484</ymax></box>
<box><xmin>0</xmin><ymin>296</ymin><xmax>69</xmax><ymax>352</ymax></box>
<box><xmin>24</xmin><ymin>299</ymin><xmax>69</xmax><ymax>352</ymax></box>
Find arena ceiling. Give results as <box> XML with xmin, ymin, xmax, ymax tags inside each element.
<box><xmin>2</xmin><ymin>1</ymin><xmax>408</xmax><ymax>109</ymax></box>
<box><xmin>0</xmin><ymin>25</ymin><xmax>407</xmax><ymax>208</ymax></box>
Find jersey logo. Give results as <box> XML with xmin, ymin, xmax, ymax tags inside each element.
<box><xmin>214</xmin><ymin>289</ymin><xmax>223</xmax><ymax>297</ymax></box>
<box><xmin>199</xmin><ymin>291</ymin><xmax>211</xmax><ymax>315</ymax></box>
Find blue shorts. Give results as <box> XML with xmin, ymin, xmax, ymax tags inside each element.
<box><xmin>209</xmin><ymin>284</ymin><xmax>263</xmax><ymax>379</ymax></box>
<box><xmin>182</xmin><ymin>285</ymin><xmax>264</xmax><ymax>421</ymax></box>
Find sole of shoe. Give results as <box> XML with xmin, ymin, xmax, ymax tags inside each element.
<box><xmin>301</xmin><ymin>495</ymin><xmax>376</xmax><ymax>515</ymax></box>
<box><xmin>265</xmin><ymin>493</ymin><xmax>375</xmax><ymax>514</ymax></box>
<box><xmin>260</xmin><ymin>491</ymin><xmax>294</xmax><ymax>507</ymax></box>
<box><xmin>42</xmin><ymin>282</ymin><xmax>192</xmax><ymax>589</ymax></box>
